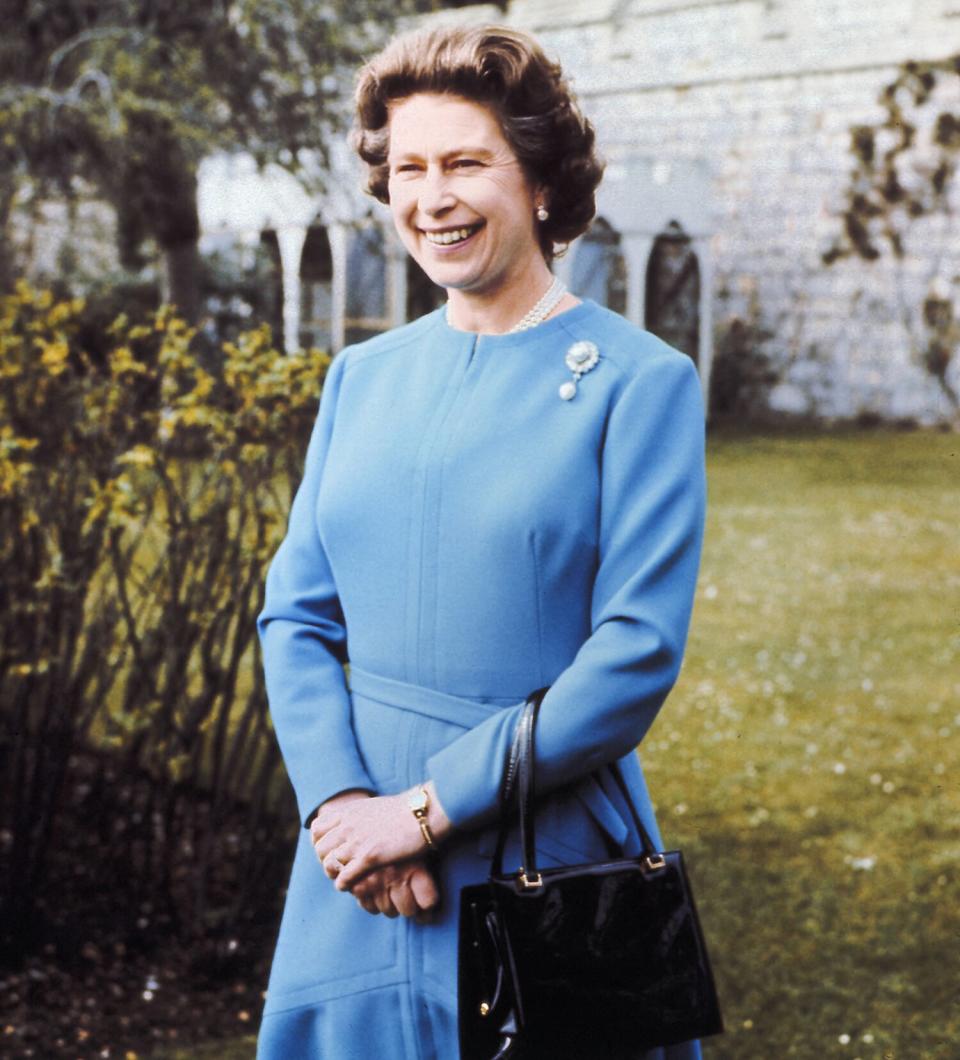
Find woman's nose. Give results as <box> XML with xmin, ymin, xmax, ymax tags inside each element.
<box><xmin>417</xmin><ymin>168</ymin><xmax>455</xmax><ymax>216</ymax></box>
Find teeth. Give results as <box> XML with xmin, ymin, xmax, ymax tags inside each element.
<box><xmin>424</xmin><ymin>226</ymin><xmax>476</xmax><ymax>246</ymax></box>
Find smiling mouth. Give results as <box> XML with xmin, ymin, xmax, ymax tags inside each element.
<box><xmin>422</xmin><ymin>223</ymin><xmax>483</xmax><ymax>246</ymax></box>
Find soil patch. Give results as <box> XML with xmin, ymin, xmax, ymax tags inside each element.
<box><xmin>1</xmin><ymin>750</ymin><xmax>295</xmax><ymax>1058</ymax></box>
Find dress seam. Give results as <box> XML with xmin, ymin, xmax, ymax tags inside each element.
<box><xmin>529</xmin><ymin>530</ymin><xmax>545</xmax><ymax>686</ymax></box>
<box><xmin>403</xmin><ymin>334</ymin><xmax>468</xmax><ymax>682</ymax></box>
<box><xmin>416</xmin><ymin>334</ymin><xmax>477</xmax><ymax>686</ymax></box>
<box><xmin>556</xmin><ymin>311</ymin><xmax>682</xmax><ymax>382</ymax></box>
<box><xmin>263</xmin><ymin>973</ymin><xmax>411</xmax><ymax>1013</ymax></box>
<box><xmin>433</xmin><ymin>342</ymin><xmax>489</xmax><ymax>688</ymax></box>
<box><xmin>401</xmin><ymin>894</ymin><xmax>426</xmax><ymax>1060</ymax></box>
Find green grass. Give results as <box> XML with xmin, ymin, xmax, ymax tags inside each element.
<box><xmin>157</xmin><ymin>430</ymin><xmax>960</xmax><ymax>1060</ymax></box>
<box><xmin>647</xmin><ymin>429</ymin><xmax>960</xmax><ymax>1058</ymax></box>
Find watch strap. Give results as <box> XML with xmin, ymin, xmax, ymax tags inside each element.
<box><xmin>408</xmin><ymin>787</ymin><xmax>436</xmax><ymax>849</ymax></box>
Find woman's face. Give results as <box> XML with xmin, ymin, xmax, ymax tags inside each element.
<box><xmin>386</xmin><ymin>93</ymin><xmax>544</xmax><ymax>298</ymax></box>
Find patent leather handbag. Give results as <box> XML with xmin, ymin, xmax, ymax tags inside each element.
<box><xmin>457</xmin><ymin>689</ymin><xmax>723</xmax><ymax>1059</ymax></box>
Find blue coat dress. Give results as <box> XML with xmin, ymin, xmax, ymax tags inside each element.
<box><xmin>257</xmin><ymin>299</ymin><xmax>707</xmax><ymax>1059</ymax></box>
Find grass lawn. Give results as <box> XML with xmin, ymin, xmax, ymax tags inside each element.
<box><xmin>154</xmin><ymin>429</ymin><xmax>960</xmax><ymax>1060</ymax></box>
<box><xmin>650</xmin><ymin>429</ymin><xmax>960</xmax><ymax>1059</ymax></box>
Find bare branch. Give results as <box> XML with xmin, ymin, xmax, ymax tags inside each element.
<box><xmin>46</xmin><ymin>27</ymin><xmax>145</xmax><ymax>86</ymax></box>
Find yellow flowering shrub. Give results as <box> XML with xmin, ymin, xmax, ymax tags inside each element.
<box><xmin>0</xmin><ymin>282</ymin><xmax>328</xmax><ymax>936</ymax></box>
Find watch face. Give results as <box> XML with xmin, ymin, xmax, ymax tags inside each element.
<box><xmin>408</xmin><ymin>789</ymin><xmax>428</xmax><ymax>813</ymax></box>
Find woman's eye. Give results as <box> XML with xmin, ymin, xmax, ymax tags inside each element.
<box><xmin>451</xmin><ymin>158</ymin><xmax>481</xmax><ymax>169</ymax></box>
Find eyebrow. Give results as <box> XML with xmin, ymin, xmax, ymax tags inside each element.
<box><xmin>389</xmin><ymin>145</ymin><xmax>497</xmax><ymax>162</ymax></box>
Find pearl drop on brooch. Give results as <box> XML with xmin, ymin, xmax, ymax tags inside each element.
<box><xmin>559</xmin><ymin>340</ymin><xmax>600</xmax><ymax>401</ymax></box>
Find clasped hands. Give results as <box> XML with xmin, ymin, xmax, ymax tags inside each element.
<box><xmin>310</xmin><ymin>783</ymin><xmax>452</xmax><ymax>920</ymax></box>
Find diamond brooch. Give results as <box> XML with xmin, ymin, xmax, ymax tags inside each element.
<box><xmin>559</xmin><ymin>340</ymin><xmax>600</xmax><ymax>400</ymax></box>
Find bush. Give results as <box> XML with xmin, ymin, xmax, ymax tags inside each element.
<box><xmin>708</xmin><ymin>293</ymin><xmax>779</xmax><ymax>423</ymax></box>
<box><xmin>0</xmin><ymin>281</ymin><xmax>329</xmax><ymax>959</ymax></box>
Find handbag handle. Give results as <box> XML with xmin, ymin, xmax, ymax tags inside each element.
<box><xmin>490</xmin><ymin>688</ymin><xmax>665</xmax><ymax>887</ymax></box>
<box><xmin>490</xmin><ymin>688</ymin><xmax>547</xmax><ymax>882</ymax></box>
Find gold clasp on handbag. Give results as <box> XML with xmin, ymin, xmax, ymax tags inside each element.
<box><xmin>518</xmin><ymin>868</ymin><xmax>543</xmax><ymax>890</ymax></box>
<box><xmin>643</xmin><ymin>853</ymin><xmax>667</xmax><ymax>872</ymax></box>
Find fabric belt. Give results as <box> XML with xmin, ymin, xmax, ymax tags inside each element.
<box><xmin>348</xmin><ymin>665</ymin><xmax>518</xmax><ymax>731</ymax></box>
<box><xmin>349</xmin><ymin>665</ymin><xmax>636</xmax><ymax>852</ymax></box>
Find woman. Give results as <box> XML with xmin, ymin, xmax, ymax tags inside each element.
<box><xmin>257</xmin><ymin>24</ymin><xmax>706</xmax><ymax>1060</ymax></box>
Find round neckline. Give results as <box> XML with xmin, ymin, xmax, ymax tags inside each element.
<box><xmin>436</xmin><ymin>299</ymin><xmax>600</xmax><ymax>348</ymax></box>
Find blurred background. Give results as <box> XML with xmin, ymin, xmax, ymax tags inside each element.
<box><xmin>1</xmin><ymin>1</ymin><xmax>958</xmax><ymax>1057</ymax></box>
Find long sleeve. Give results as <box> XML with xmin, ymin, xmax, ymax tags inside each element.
<box><xmin>427</xmin><ymin>350</ymin><xmax>706</xmax><ymax>831</ymax></box>
<box><xmin>258</xmin><ymin>351</ymin><xmax>375</xmax><ymax>826</ymax></box>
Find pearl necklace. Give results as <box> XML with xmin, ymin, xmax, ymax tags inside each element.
<box><xmin>507</xmin><ymin>276</ymin><xmax>567</xmax><ymax>333</ymax></box>
<box><xmin>445</xmin><ymin>275</ymin><xmax>567</xmax><ymax>335</ymax></box>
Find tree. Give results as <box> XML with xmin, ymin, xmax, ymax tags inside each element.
<box><xmin>823</xmin><ymin>54</ymin><xmax>960</xmax><ymax>421</ymax></box>
<box><xmin>0</xmin><ymin>0</ymin><xmax>403</xmax><ymax>319</ymax></box>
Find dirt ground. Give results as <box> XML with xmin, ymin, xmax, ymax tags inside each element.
<box><xmin>1</xmin><ymin>753</ymin><xmax>291</xmax><ymax>1059</ymax></box>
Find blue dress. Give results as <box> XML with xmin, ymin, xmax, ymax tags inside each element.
<box><xmin>257</xmin><ymin>299</ymin><xmax>707</xmax><ymax>1059</ymax></box>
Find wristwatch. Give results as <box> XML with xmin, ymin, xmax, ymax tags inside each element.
<box><xmin>408</xmin><ymin>787</ymin><xmax>437</xmax><ymax>850</ymax></box>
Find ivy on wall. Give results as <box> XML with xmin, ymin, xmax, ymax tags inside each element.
<box><xmin>824</xmin><ymin>54</ymin><xmax>960</xmax><ymax>417</ymax></box>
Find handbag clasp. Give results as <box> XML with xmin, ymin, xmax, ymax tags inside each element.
<box><xmin>518</xmin><ymin>868</ymin><xmax>543</xmax><ymax>890</ymax></box>
<box><xmin>643</xmin><ymin>853</ymin><xmax>667</xmax><ymax>872</ymax></box>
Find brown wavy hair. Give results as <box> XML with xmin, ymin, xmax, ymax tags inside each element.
<box><xmin>352</xmin><ymin>25</ymin><xmax>604</xmax><ymax>261</ymax></box>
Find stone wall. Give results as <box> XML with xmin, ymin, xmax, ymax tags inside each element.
<box><xmin>9</xmin><ymin>1</ymin><xmax>960</xmax><ymax>422</ymax></box>
<box><xmin>498</xmin><ymin>0</ymin><xmax>960</xmax><ymax>422</ymax></box>
<box><xmin>10</xmin><ymin>183</ymin><xmax>120</xmax><ymax>288</ymax></box>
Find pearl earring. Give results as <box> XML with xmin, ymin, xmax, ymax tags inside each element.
<box><xmin>536</xmin><ymin>204</ymin><xmax>549</xmax><ymax>222</ymax></box>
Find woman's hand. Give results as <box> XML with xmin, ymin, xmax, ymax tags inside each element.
<box><xmin>350</xmin><ymin>859</ymin><xmax>440</xmax><ymax>920</ymax></box>
<box><xmin>310</xmin><ymin>782</ymin><xmax>452</xmax><ymax>893</ymax></box>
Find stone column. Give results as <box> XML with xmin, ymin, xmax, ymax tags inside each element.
<box><xmin>277</xmin><ymin>225</ymin><xmax>307</xmax><ymax>354</ymax></box>
<box><xmin>553</xmin><ymin>241</ymin><xmax>577</xmax><ymax>289</ymax></box>
<box><xmin>622</xmin><ymin>233</ymin><xmax>655</xmax><ymax>329</ymax></box>
<box><xmin>329</xmin><ymin>222</ymin><xmax>349</xmax><ymax>353</ymax></box>
<box><xmin>386</xmin><ymin>228</ymin><xmax>409</xmax><ymax>326</ymax></box>
<box><xmin>691</xmin><ymin>234</ymin><xmax>714</xmax><ymax>416</ymax></box>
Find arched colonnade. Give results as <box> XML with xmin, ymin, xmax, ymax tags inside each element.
<box><xmin>199</xmin><ymin>153</ymin><xmax>714</xmax><ymax>406</ymax></box>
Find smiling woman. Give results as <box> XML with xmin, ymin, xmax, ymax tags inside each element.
<box><xmin>256</xmin><ymin>23</ymin><xmax>709</xmax><ymax>1060</ymax></box>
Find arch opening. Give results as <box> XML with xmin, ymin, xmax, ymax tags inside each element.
<box><xmin>644</xmin><ymin>220</ymin><xmax>700</xmax><ymax>364</ymax></box>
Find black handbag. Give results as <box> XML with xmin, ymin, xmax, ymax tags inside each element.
<box><xmin>458</xmin><ymin>689</ymin><xmax>723</xmax><ymax>1059</ymax></box>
